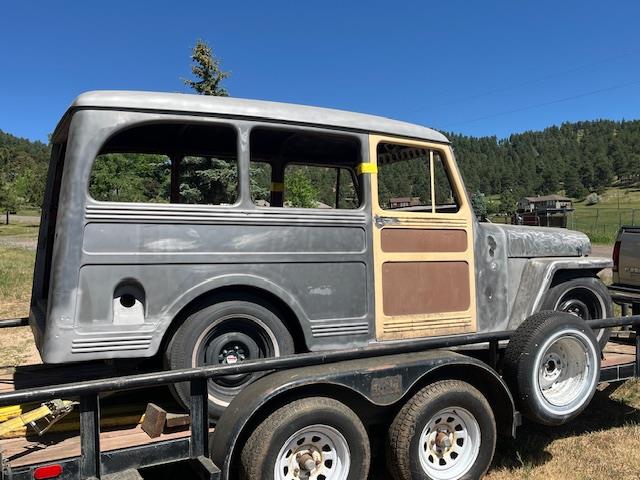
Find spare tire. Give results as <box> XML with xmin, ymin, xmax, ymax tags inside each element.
<box><xmin>503</xmin><ymin>311</ymin><xmax>600</xmax><ymax>426</ymax></box>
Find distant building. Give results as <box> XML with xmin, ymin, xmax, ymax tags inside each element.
<box><xmin>517</xmin><ymin>195</ymin><xmax>573</xmax><ymax>213</ymax></box>
<box><xmin>515</xmin><ymin>194</ymin><xmax>573</xmax><ymax>228</ymax></box>
<box><xmin>389</xmin><ymin>196</ymin><xmax>421</xmax><ymax>208</ymax></box>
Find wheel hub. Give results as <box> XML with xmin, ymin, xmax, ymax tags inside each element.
<box><xmin>204</xmin><ymin>331</ymin><xmax>261</xmax><ymax>387</ymax></box>
<box><xmin>275</xmin><ymin>424</ymin><xmax>350</xmax><ymax>480</ymax></box>
<box><xmin>560</xmin><ymin>299</ymin><xmax>590</xmax><ymax>319</ymax></box>
<box><xmin>218</xmin><ymin>344</ymin><xmax>247</xmax><ymax>365</ymax></box>
<box><xmin>291</xmin><ymin>449</ymin><xmax>322</xmax><ymax>478</ymax></box>
<box><xmin>542</xmin><ymin>352</ymin><xmax>563</xmax><ymax>383</ymax></box>
<box><xmin>431</xmin><ymin>429</ymin><xmax>454</xmax><ymax>456</ymax></box>
<box><xmin>419</xmin><ymin>408</ymin><xmax>480</xmax><ymax>480</ymax></box>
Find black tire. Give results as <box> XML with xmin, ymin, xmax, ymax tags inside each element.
<box><xmin>540</xmin><ymin>276</ymin><xmax>613</xmax><ymax>349</ymax></box>
<box><xmin>166</xmin><ymin>295</ymin><xmax>294</xmax><ymax>420</ymax></box>
<box><xmin>503</xmin><ymin>311</ymin><xmax>600</xmax><ymax>426</ymax></box>
<box><xmin>387</xmin><ymin>380</ymin><xmax>496</xmax><ymax>480</ymax></box>
<box><xmin>239</xmin><ymin>396</ymin><xmax>371</xmax><ymax>480</ymax></box>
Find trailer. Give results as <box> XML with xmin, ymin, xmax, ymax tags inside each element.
<box><xmin>0</xmin><ymin>313</ymin><xmax>637</xmax><ymax>480</ymax></box>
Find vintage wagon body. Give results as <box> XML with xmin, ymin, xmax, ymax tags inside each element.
<box><xmin>30</xmin><ymin>91</ymin><xmax>612</xmax><ymax>416</ymax></box>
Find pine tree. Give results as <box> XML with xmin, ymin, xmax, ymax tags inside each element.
<box><xmin>183</xmin><ymin>40</ymin><xmax>230</xmax><ymax>97</ymax></box>
<box><xmin>181</xmin><ymin>40</ymin><xmax>234</xmax><ymax>204</ymax></box>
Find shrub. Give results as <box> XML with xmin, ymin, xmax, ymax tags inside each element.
<box><xmin>585</xmin><ymin>193</ymin><xmax>601</xmax><ymax>206</ymax></box>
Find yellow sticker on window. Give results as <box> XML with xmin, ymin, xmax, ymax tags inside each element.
<box><xmin>271</xmin><ymin>182</ymin><xmax>284</xmax><ymax>192</ymax></box>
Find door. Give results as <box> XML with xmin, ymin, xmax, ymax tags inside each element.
<box><xmin>368</xmin><ymin>135</ymin><xmax>477</xmax><ymax>340</ymax></box>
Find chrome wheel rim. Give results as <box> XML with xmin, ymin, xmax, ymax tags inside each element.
<box><xmin>533</xmin><ymin>329</ymin><xmax>598</xmax><ymax>414</ymax></box>
<box><xmin>275</xmin><ymin>424</ymin><xmax>350</xmax><ymax>480</ymax></box>
<box><xmin>418</xmin><ymin>407</ymin><xmax>481</xmax><ymax>480</ymax></box>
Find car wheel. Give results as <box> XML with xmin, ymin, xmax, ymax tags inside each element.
<box><xmin>503</xmin><ymin>311</ymin><xmax>600</xmax><ymax>426</ymax></box>
<box><xmin>166</xmin><ymin>294</ymin><xmax>294</xmax><ymax>420</ymax></box>
<box><xmin>387</xmin><ymin>380</ymin><xmax>496</xmax><ymax>480</ymax></box>
<box><xmin>540</xmin><ymin>276</ymin><xmax>612</xmax><ymax>349</ymax></box>
<box><xmin>239</xmin><ymin>396</ymin><xmax>371</xmax><ymax>480</ymax></box>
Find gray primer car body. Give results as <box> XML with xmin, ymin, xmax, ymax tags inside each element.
<box><xmin>29</xmin><ymin>91</ymin><xmax>612</xmax><ymax>363</ymax></box>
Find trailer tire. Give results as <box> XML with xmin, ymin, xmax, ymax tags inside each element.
<box><xmin>503</xmin><ymin>311</ymin><xmax>600</xmax><ymax>426</ymax></box>
<box><xmin>540</xmin><ymin>276</ymin><xmax>612</xmax><ymax>349</ymax></box>
<box><xmin>166</xmin><ymin>296</ymin><xmax>294</xmax><ymax>420</ymax></box>
<box><xmin>387</xmin><ymin>380</ymin><xmax>496</xmax><ymax>480</ymax></box>
<box><xmin>239</xmin><ymin>396</ymin><xmax>370</xmax><ymax>480</ymax></box>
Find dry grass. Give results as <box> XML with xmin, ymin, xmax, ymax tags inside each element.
<box><xmin>0</xmin><ymin>242</ymin><xmax>40</xmax><ymax>366</ymax></box>
<box><xmin>0</xmin><ymin>326</ymin><xmax>40</xmax><ymax>366</ymax></box>
<box><xmin>0</xmin><ymin>245</ymin><xmax>34</xmax><ymax>318</ymax></box>
<box><xmin>487</xmin><ymin>380</ymin><xmax>640</xmax><ymax>479</ymax></box>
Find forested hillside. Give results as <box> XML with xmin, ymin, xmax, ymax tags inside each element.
<box><xmin>1</xmin><ymin>118</ymin><xmax>639</xmax><ymax>214</ymax></box>
<box><xmin>450</xmin><ymin>119</ymin><xmax>640</xmax><ymax>209</ymax></box>
<box><xmin>0</xmin><ymin>130</ymin><xmax>49</xmax><ymax>212</ymax></box>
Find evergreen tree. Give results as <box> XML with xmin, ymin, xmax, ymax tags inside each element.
<box><xmin>183</xmin><ymin>40</ymin><xmax>230</xmax><ymax>96</ymax></box>
<box><xmin>285</xmin><ymin>168</ymin><xmax>319</xmax><ymax>208</ymax></box>
<box><xmin>470</xmin><ymin>191</ymin><xmax>488</xmax><ymax>220</ymax></box>
<box><xmin>181</xmin><ymin>40</ymin><xmax>235</xmax><ymax>204</ymax></box>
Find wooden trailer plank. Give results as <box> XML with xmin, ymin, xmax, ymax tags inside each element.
<box><xmin>0</xmin><ymin>425</ymin><xmax>215</xmax><ymax>468</ymax></box>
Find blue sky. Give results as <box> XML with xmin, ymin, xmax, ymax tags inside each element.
<box><xmin>1</xmin><ymin>0</ymin><xmax>639</xmax><ymax>142</ymax></box>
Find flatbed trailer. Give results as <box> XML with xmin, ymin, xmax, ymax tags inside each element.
<box><xmin>0</xmin><ymin>314</ymin><xmax>638</xmax><ymax>480</ymax></box>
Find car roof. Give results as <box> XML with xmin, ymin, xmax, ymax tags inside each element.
<box><xmin>56</xmin><ymin>90</ymin><xmax>449</xmax><ymax>144</ymax></box>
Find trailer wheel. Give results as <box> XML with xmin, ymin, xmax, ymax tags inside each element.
<box><xmin>387</xmin><ymin>380</ymin><xmax>496</xmax><ymax>480</ymax></box>
<box><xmin>540</xmin><ymin>276</ymin><xmax>613</xmax><ymax>349</ymax></box>
<box><xmin>239</xmin><ymin>396</ymin><xmax>370</xmax><ymax>480</ymax></box>
<box><xmin>166</xmin><ymin>296</ymin><xmax>294</xmax><ymax>420</ymax></box>
<box><xmin>503</xmin><ymin>311</ymin><xmax>600</xmax><ymax>426</ymax></box>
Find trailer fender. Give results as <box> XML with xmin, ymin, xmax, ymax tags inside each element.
<box><xmin>210</xmin><ymin>349</ymin><xmax>516</xmax><ymax>479</ymax></box>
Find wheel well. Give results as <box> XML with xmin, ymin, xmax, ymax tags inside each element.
<box><xmin>159</xmin><ymin>285</ymin><xmax>308</xmax><ymax>355</ymax></box>
<box><xmin>550</xmin><ymin>269</ymin><xmax>600</xmax><ymax>287</ymax></box>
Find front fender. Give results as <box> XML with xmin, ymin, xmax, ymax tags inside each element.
<box><xmin>508</xmin><ymin>256</ymin><xmax>612</xmax><ymax>330</ymax></box>
<box><xmin>211</xmin><ymin>349</ymin><xmax>516</xmax><ymax>479</ymax></box>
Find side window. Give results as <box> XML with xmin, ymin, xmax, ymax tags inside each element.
<box><xmin>90</xmin><ymin>154</ymin><xmax>171</xmax><ymax>203</ymax></box>
<box><xmin>250</xmin><ymin>127</ymin><xmax>361</xmax><ymax>209</ymax></box>
<box><xmin>89</xmin><ymin>123</ymin><xmax>238</xmax><ymax>205</ymax></box>
<box><xmin>250</xmin><ymin>161</ymin><xmax>272</xmax><ymax>206</ymax></box>
<box><xmin>179</xmin><ymin>156</ymin><xmax>237</xmax><ymax>205</ymax></box>
<box><xmin>284</xmin><ymin>165</ymin><xmax>358</xmax><ymax>209</ymax></box>
<box><xmin>377</xmin><ymin>142</ymin><xmax>459</xmax><ymax>213</ymax></box>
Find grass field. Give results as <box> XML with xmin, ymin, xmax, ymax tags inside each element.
<box><xmin>490</xmin><ymin>185</ymin><xmax>640</xmax><ymax>244</ymax></box>
<box><xmin>570</xmin><ymin>186</ymin><xmax>640</xmax><ymax>243</ymax></box>
<box><xmin>0</xmin><ymin>223</ymin><xmax>39</xmax><ymax>365</ymax></box>
<box><xmin>1</xmin><ymin>218</ymin><xmax>639</xmax><ymax>477</ymax></box>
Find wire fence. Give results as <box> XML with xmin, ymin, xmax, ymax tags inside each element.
<box><xmin>489</xmin><ymin>208</ymin><xmax>640</xmax><ymax>243</ymax></box>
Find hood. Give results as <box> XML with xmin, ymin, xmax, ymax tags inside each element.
<box><xmin>490</xmin><ymin>224</ymin><xmax>591</xmax><ymax>258</ymax></box>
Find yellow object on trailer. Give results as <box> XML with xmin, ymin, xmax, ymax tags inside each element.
<box><xmin>0</xmin><ymin>400</ymin><xmax>76</xmax><ymax>436</ymax></box>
